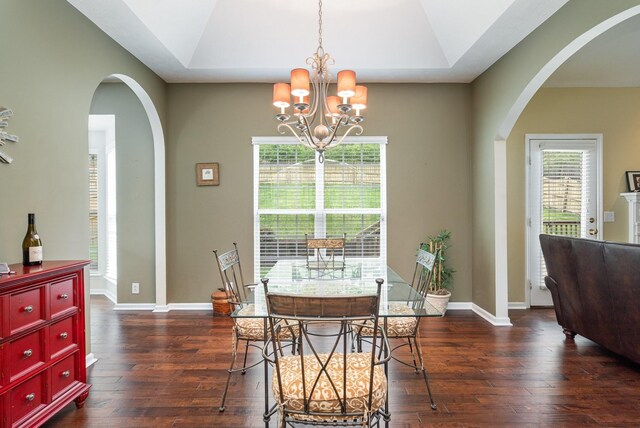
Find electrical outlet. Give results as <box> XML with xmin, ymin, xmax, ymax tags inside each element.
<box><xmin>132</xmin><ymin>282</ymin><xmax>140</xmax><ymax>294</ymax></box>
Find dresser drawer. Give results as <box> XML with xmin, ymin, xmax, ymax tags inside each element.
<box><xmin>8</xmin><ymin>330</ymin><xmax>46</xmax><ymax>382</ymax></box>
<box><xmin>49</xmin><ymin>316</ymin><xmax>77</xmax><ymax>359</ymax></box>
<box><xmin>10</xmin><ymin>372</ymin><xmax>46</xmax><ymax>426</ymax></box>
<box><xmin>50</xmin><ymin>354</ymin><xmax>78</xmax><ymax>400</ymax></box>
<box><xmin>0</xmin><ymin>343</ymin><xmax>4</xmax><ymax>388</ymax></box>
<box><xmin>50</xmin><ymin>277</ymin><xmax>77</xmax><ymax>318</ymax></box>
<box><xmin>9</xmin><ymin>287</ymin><xmax>46</xmax><ymax>335</ymax></box>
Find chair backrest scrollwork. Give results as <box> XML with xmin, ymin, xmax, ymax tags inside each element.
<box><xmin>305</xmin><ymin>233</ymin><xmax>346</xmax><ymax>271</ymax></box>
<box><xmin>213</xmin><ymin>243</ymin><xmax>248</xmax><ymax>306</ymax></box>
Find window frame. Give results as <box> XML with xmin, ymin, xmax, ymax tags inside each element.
<box><xmin>252</xmin><ymin>136</ymin><xmax>388</xmax><ymax>281</ymax></box>
<box><xmin>88</xmin><ymin>115</ymin><xmax>117</xmax><ymax>281</ymax></box>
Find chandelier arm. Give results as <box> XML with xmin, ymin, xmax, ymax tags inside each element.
<box><xmin>326</xmin><ymin>124</ymin><xmax>363</xmax><ymax>151</ymax></box>
<box><xmin>299</xmin><ymin>114</ymin><xmax>322</xmax><ymax>150</ymax></box>
<box><xmin>307</xmin><ymin>70</ymin><xmax>320</xmax><ymax>118</ymax></box>
<box><xmin>319</xmin><ymin>76</ymin><xmax>332</xmax><ymax>128</ymax></box>
<box><xmin>322</xmin><ymin>115</ymin><xmax>349</xmax><ymax>149</ymax></box>
<box><xmin>277</xmin><ymin>122</ymin><xmax>313</xmax><ymax>149</ymax></box>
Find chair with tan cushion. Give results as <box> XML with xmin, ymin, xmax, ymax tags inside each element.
<box><xmin>357</xmin><ymin>244</ymin><xmax>439</xmax><ymax>410</ymax></box>
<box><xmin>213</xmin><ymin>243</ymin><xmax>298</xmax><ymax>412</ymax></box>
<box><xmin>305</xmin><ymin>233</ymin><xmax>346</xmax><ymax>271</ymax></box>
<box><xmin>262</xmin><ymin>278</ymin><xmax>390</xmax><ymax>427</ymax></box>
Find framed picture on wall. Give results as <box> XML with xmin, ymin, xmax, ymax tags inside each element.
<box><xmin>196</xmin><ymin>162</ymin><xmax>220</xmax><ymax>186</ymax></box>
<box><xmin>625</xmin><ymin>170</ymin><xmax>640</xmax><ymax>192</ymax></box>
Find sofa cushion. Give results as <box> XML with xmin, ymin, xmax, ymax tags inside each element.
<box><xmin>603</xmin><ymin>242</ymin><xmax>640</xmax><ymax>363</ymax></box>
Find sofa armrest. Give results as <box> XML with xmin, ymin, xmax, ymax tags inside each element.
<box><xmin>544</xmin><ymin>276</ymin><xmax>565</xmax><ymax>327</ymax></box>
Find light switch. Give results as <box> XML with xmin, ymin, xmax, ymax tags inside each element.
<box><xmin>604</xmin><ymin>211</ymin><xmax>615</xmax><ymax>222</ymax></box>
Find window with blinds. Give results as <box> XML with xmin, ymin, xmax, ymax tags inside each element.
<box><xmin>536</xmin><ymin>149</ymin><xmax>590</xmax><ymax>288</ymax></box>
<box><xmin>89</xmin><ymin>154</ymin><xmax>99</xmax><ymax>271</ymax></box>
<box><xmin>254</xmin><ymin>138</ymin><xmax>387</xmax><ymax>279</ymax></box>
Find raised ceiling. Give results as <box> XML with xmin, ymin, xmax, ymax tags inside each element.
<box><xmin>67</xmin><ymin>0</ymin><xmax>569</xmax><ymax>83</ymax></box>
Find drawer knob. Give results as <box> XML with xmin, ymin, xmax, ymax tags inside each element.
<box><xmin>60</xmin><ymin>293</ymin><xmax>69</xmax><ymax>300</ymax></box>
<box><xmin>24</xmin><ymin>305</ymin><xmax>34</xmax><ymax>313</ymax></box>
<box><xmin>60</xmin><ymin>331</ymin><xmax>68</xmax><ymax>339</ymax></box>
<box><xmin>62</xmin><ymin>370</ymin><xmax>71</xmax><ymax>378</ymax></box>
<box><xmin>26</xmin><ymin>393</ymin><xmax>35</xmax><ymax>402</ymax></box>
<box><xmin>23</xmin><ymin>349</ymin><xmax>33</xmax><ymax>358</ymax></box>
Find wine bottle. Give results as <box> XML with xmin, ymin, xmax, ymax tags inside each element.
<box><xmin>22</xmin><ymin>213</ymin><xmax>43</xmax><ymax>266</ymax></box>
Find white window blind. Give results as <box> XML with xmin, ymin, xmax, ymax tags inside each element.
<box><xmin>89</xmin><ymin>154</ymin><xmax>99</xmax><ymax>271</ymax></box>
<box><xmin>254</xmin><ymin>137</ymin><xmax>387</xmax><ymax>280</ymax></box>
<box><xmin>536</xmin><ymin>149</ymin><xmax>589</xmax><ymax>288</ymax></box>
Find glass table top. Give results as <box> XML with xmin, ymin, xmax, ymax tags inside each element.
<box><xmin>233</xmin><ymin>259</ymin><xmax>441</xmax><ymax>318</ymax></box>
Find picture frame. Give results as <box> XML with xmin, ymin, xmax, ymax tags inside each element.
<box><xmin>196</xmin><ymin>162</ymin><xmax>219</xmax><ymax>186</ymax></box>
<box><xmin>626</xmin><ymin>171</ymin><xmax>640</xmax><ymax>192</ymax></box>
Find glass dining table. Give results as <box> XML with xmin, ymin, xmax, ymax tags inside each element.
<box><xmin>231</xmin><ymin>258</ymin><xmax>441</xmax><ymax>427</ymax></box>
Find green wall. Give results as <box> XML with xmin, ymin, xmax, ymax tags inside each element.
<box><xmin>506</xmin><ymin>87</ymin><xmax>640</xmax><ymax>302</ymax></box>
<box><xmin>0</xmin><ymin>0</ymin><xmax>167</xmax><ymax>351</ymax></box>
<box><xmin>166</xmin><ymin>83</ymin><xmax>474</xmax><ymax>303</ymax></box>
<box><xmin>0</xmin><ymin>0</ymin><xmax>165</xmax><ymax>263</ymax></box>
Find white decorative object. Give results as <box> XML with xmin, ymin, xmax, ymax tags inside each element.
<box><xmin>426</xmin><ymin>290</ymin><xmax>451</xmax><ymax>317</ymax></box>
<box><xmin>0</xmin><ymin>106</ymin><xmax>19</xmax><ymax>164</ymax></box>
<box><xmin>621</xmin><ymin>192</ymin><xmax>640</xmax><ymax>243</ymax></box>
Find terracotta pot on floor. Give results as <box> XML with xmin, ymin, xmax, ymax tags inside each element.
<box><xmin>211</xmin><ymin>290</ymin><xmax>232</xmax><ymax>316</ymax></box>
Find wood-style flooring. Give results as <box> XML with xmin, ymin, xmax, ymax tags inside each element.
<box><xmin>43</xmin><ymin>296</ymin><xmax>640</xmax><ymax>427</ymax></box>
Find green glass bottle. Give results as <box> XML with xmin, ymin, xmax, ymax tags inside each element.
<box><xmin>22</xmin><ymin>213</ymin><xmax>43</xmax><ymax>266</ymax></box>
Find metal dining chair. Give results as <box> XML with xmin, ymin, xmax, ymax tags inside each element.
<box><xmin>356</xmin><ymin>244</ymin><xmax>439</xmax><ymax>410</ymax></box>
<box><xmin>261</xmin><ymin>277</ymin><xmax>390</xmax><ymax>427</ymax></box>
<box><xmin>213</xmin><ymin>243</ymin><xmax>298</xmax><ymax>412</ymax></box>
<box><xmin>305</xmin><ymin>233</ymin><xmax>346</xmax><ymax>271</ymax></box>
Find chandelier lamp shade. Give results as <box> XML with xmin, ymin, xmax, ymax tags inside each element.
<box><xmin>272</xmin><ymin>0</ymin><xmax>366</xmax><ymax>162</ymax></box>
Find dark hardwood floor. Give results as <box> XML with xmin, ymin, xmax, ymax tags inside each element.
<box><xmin>43</xmin><ymin>296</ymin><xmax>640</xmax><ymax>427</ymax></box>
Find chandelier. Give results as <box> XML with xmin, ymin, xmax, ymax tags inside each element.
<box><xmin>272</xmin><ymin>0</ymin><xmax>367</xmax><ymax>163</ymax></box>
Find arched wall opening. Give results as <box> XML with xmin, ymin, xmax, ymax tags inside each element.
<box><xmin>493</xmin><ymin>6</ymin><xmax>640</xmax><ymax>319</ymax></box>
<box><xmin>88</xmin><ymin>74</ymin><xmax>167</xmax><ymax>309</ymax></box>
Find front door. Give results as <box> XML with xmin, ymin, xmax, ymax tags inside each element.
<box><xmin>526</xmin><ymin>134</ymin><xmax>602</xmax><ymax>306</ymax></box>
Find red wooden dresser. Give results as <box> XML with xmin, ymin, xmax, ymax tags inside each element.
<box><xmin>0</xmin><ymin>261</ymin><xmax>91</xmax><ymax>427</ymax></box>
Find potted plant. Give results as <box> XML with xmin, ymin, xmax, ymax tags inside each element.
<box><xmin>423</xmin><ymin>230</ymin><xmax>455</xmax><ymax>316</ymax></box>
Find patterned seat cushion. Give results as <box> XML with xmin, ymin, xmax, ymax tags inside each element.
<box><xmin>235</xmin><ymin>305</ymin><xmax>298</xmax><ymax>340</ymax></box>
<box><xmin>358</xmin><ymin>303</ymin><xmax>417</xmax><ymax>338</ymax></box>
<box><xmin>273</xmin><ymin>352</ymin><xmax>387</xmax><ymax>422</ymax></box>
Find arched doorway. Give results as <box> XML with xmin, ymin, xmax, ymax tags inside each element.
<box><xmin>494</xmin><ymin>6</ymin><xmax>640</xmax><ymax>319</ymax></box>
<box><xmin>88</xmin><ymin>74</ymin><xmax>167</xmax><ymax>309</ymax></box>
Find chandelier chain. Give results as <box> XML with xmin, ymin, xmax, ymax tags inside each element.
<box><xmin>318</xmin><ymin>0</ymin><xmax>323</xmax><ymax>50</ymax></box>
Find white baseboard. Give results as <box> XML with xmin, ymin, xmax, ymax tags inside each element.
<box><xmin>113</xmin><ymin>303</ymin><xmax>157</xmax><ymax>311</ymax></box>
<box><xmin>111</xmin><ymin>303</ymin><xmax>212</xmax><ymax>312</ymax></box>
<box><xmin>90</xmin><ymin>288</ymin><xmax>117</xmax><ymax>304</ymax></box>
<box><xmin>472</xmin><ymin>303</ymin><xmax>512</xmax><ymax>326</ymax></box>
<box><xmin>508</xmin><ymin>301</ymin><xmax>528</xmax><ymax>310</ymax></box>
<box><xmin>446</xmin><ymin>301</ymin><xmax>473</xmax><ymax>310</ymax></box>
<box><xmin>167</xmin><ymin>303</ymin><xmax>212</xmax><ymax>311</ymax></box>
<box><xmin>86</xmin><ymin>353</ymin><xmax>98</xmax><ymax>368</ymax></box>
<box><xmin>105</xmin><ymin>300</ymin><xmax>524</xmax><ymax>319</ymax></box>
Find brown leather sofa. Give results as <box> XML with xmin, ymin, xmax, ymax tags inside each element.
<box><xmin>539</xmin><ymin>234</ymin><xmax>640</xmax><ymax>364</ymax></box>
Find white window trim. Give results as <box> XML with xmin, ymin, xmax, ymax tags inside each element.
<box><xmin>89</xmin><ymin>115</ymin><xmax>116</xmax><ymax>281</ymax></box>
<box><xmin>252</xmin><ymin>136</ymin><xmax>388</xmax><ymax>281</ymax></box>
